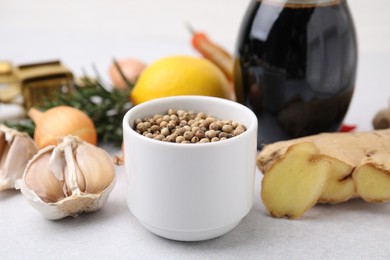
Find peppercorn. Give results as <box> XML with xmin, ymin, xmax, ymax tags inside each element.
<box><xmin>162</xmin><ymin>115</ymin><xmax>170</xmax><ymax>122</ymax></box>
<box><xmin>168</xmin><ymin>109</ymin><xmax>176</xmax><ymax>116</ymax></box>
<box><xmin>205</xmin><ymin>130</ymin><xmax>217</xmax><ymax>139</ymax></box>
<box><xmin>211</xmin><ymin>137</ymin><xmax>220</xmax><ymax>142</ymax></box>
<box><xmin>234</xmin><ymin>127</ymin><xmax>245</xmax><ymax>136</ymax></box>
<box><xmin>160</xmin><ymin>121</ymin><xmax>168</xmax><ymax>128</ymax></box>
<box><xmin>161</xmin><ymin>127</ymin><xmax>170</xmax><ymax>136</ymax></box>
<box><xmin>155</xmin><ymin>134</ymin><xmax>165</xmax><ymax>141</ymax></box>
<box><xmin>170</xmin><ymin>114</ymin><xmax>179</xmax><ymax>122</ymax></box>
<box><xmin>195</xmin><ymin>130</ymin><xmax>205</xmax><ymax>139</ymax></box>
<box><xmin>191</xmin><ymin>136</ymin><xmax>199</xmax><ymax>143</ymax></box>
<box><xmin>209</xmin><ymin>122</ymin><xmax>219</xmax><ymax>131</ymax></box>
<box><xmin>144</xmin><ymin>133</ymin><xmax>153</xmax><ymax>138</ymax></box>
<box><xmin>222</xmin><ymin>125</ymin><xmax>233</xmax><ymax>133</ymax></box>
<box><xmin>136</xmin><ymin>123</ymin><xmax>148</xmax><ymax>132</ymax></box>
<box><xmin>167</xmin><ymin>122</ymin><xmax>176</xmax><ymax>131</ymax></box>
<box><xmin>197</xmin><ymin>112</ymin><xmax>207</xmax><ymax>119</ymax></box>
<box><xmin>150</xmin><ymin>125</ymin><xmax>160</xmax><ymax>133</ymax></box>
<box><xmin>219</xmin><ymin>132</ymin><xmax>228</xmax><ymax>138</ymax></box>
<box><xmin>177</xmin><ymin>110</ymin><xmax>185</xmax><ymax>117</ymax></box>
<box><xmin>176</xmin><ymin>136</ymin><xmax>185</xmax><ymax>143</ymax></box>
<box><xmin>183</xmin><ymin>131</ymin><xmax>194</xmax><ymax>140</ymax></box>
<box><xmin>199</xmin><ymin>138</ymin><xmax>210</xmax><ymax>143</ymax></box>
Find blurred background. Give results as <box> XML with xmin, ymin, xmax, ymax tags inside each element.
<box><xmin>1</xmin><ymin>0</ymin><xmax>389</xmax><ymax>71</ymax></box>
<box><xmin>1</xmin><ymin>0</ymin><xmax>390</xmax><ymax>128</ymax></box>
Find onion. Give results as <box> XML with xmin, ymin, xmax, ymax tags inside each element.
<box><xmin>108</xmin><ymin>58</ymin><xmax>147</xmax><ymax>89</ymax></box>
<box><xmin>28</xmin><ymin>106</ymin><xmax>97</xmax><ymax>148</ymax></box>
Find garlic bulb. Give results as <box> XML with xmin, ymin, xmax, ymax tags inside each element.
<box><xmin>0</xmin><ymin>125</ymin><xmax>38</xmax><ymax>191</ymax></box>
<box><xmin>16</xmin><ymin>135</ymin><xmax>115</xmax><ymax>220</ymax></box>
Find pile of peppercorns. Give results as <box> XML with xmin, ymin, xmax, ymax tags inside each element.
<box><xmin>133</xmin><ymin>109</ymin><xmax>246</xmax><ymax>144</ymax></box>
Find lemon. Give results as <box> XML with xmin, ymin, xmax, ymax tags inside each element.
<box><xmin>130</xmin><ymin>56</ymin><xmax>231</xmax><ymax>104</ymax></box>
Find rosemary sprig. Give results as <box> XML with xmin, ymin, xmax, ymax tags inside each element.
<box><xmin>4</xmin><ymin>119</ymin><xmax>35</xmax><ymax>137</ymax></box>
<box><xmin>5</xmin><ymin>64</ymin><xmax>134</xmax><ymax>146</ymax></box>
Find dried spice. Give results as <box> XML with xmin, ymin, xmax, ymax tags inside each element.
<box><xmin>134</xmin><ymin>109</ymin><xmax>246</xmax><ymax>144</ymax></box>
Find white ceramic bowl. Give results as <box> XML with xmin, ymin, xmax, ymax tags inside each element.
<box><xmin>123</xmin><ymin>96</ymin><xmax>257</xmax><ymax>241</ymax></box>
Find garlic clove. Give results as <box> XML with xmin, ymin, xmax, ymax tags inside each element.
<box><xmin>75</xmin><ymin>160</ymin><xmax>86</xmax><ymax>193</ymax></box>
<box><xmin>16</xmin><ymin>135</ymin><xmax>116</xmax><ymax>220</ymax></box>
<box><xmin>23</xmin><ymin>146</ymin><xmax>66</xmax><ymax>203</ymax></box>
<box><xmin>0</xmin><ymin>125</ymin><xmax>38</xmax><ymax>191</ymax></box>
<box><xmin>75</xmin><ymin>143</ymin><xmax>115</xmax><ymax>194</ymax></box>
<box><xmin>50</xmin><ymin>143</ymin><xmax>86</xmax><ymax>196</ymax></box>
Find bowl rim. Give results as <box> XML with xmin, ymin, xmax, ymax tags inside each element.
<box><xmin>123</xmin><ymin>95</ymin><xmax>257</xmax><ymax>148</ymax></box>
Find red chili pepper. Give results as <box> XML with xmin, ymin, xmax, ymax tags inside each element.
<box><xmin>188</xmin><ymin>24</ymin><xmax>234</xmax><ymax>81</ymax></box>
<box><xmin>340</xmin><ymin>124</ymin><xmax>357</xmax><ymax>132</ymax></box>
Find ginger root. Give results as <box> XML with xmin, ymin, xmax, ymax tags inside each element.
<box><xmin>257</xmin><ymin>129</ymin><xmax>390</xmax><ymax>219</ymax></box>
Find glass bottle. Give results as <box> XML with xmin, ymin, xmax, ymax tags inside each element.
<box><xmin>234</xmin><ymin>0</ymin><xmax>358</xmax><ymax>149</ymax></box>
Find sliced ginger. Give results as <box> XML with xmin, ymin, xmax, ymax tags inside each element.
<box><xmin>354</xmin><ymin>163</ymin><xmax>390</xmax><ymax>202</ymax></box>
<box><xmin>258</xmin><ymin>129</ymin><xmax>390</xmax><ymax>219</ymax></box>
<box><xmin>318</xmin><ymin>158</ymin><xmax>355</xmax><ymax>203</ymax></box>
<box><xmin>261</xmin><ymin>142</ymin><xmax>331</xmax><ymax>219</ymax></box>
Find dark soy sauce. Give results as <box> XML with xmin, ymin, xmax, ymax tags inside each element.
<box><xmin>234</xmin><ymin>0</ymin><xmax>357</xmax><ymax>149</ymax></box>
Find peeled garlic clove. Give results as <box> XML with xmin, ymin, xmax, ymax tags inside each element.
<box><xmin>0</xmin><ymin>125</ymin><xmax>38</xmax><ymax>191</ymax></box>
<box><xmin>16</xmin><ymin>135</ymin><xmax>116</xmax><ymax>220</ymax></box>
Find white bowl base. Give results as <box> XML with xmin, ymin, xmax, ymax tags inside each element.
<box><xmin>141</xmin><ymin>220</ymin><xmax>241</xmax><ymax>241</ymax></box>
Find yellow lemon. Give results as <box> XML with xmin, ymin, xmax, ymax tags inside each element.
<box><xmin>130</xmin><ymin>55</ymin><xmax>231</xmax><ymax>104</ymax></box>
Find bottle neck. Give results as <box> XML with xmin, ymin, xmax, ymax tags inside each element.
<box><xmin>259</xmin><ymin>0</ymin><xmax>340</xmax><ymax>7</ymax></box>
